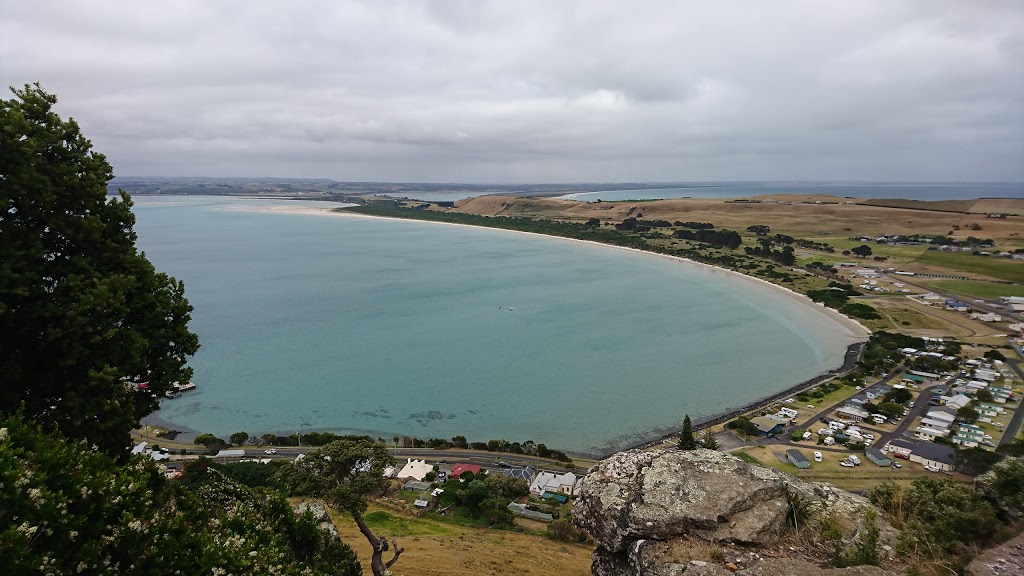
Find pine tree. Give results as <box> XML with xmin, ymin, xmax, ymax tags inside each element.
<box><xmin>678</xmin><ymin>414</ymin><xmax>697</xmax><ymax>450</ymax></box>
<box><xmin>701</xmin><ymin>428</ymin><xmax>720</xmax><ymax>450</ymax></box>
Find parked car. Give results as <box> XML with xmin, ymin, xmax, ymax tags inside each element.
<box><xmin>891</xmin><ymin>462</ymin><xmax>902</xmax><ymax>469</ymax></box>
<box><xmin>839</xmin><ymin>461</ymin><xmax>855</xmax><ymax>467</ymax></box>
<box><xmin>817</xmin><ymin>428</ymin><xmax>830</xmax><ymax>436</ymax></box>
<box><xmin>813</xmin><ymin>451</ymin><xmax>822</xmax><ymax>462</ymax></box>
<box><xmin>894</xmin><ymin>452</ymin><xmax>909</xmax><ymax>459</ymax></box>
<box><xmin>862</xmin><ymin>433</ymin><xmax>875</xmax><ymax>440</ymax></box>
<box><xmin>802</xmin><ymin>431</ymin><xmax>812</xmax><ymax>440</ymax></box>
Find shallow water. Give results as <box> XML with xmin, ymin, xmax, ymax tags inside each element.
<box><xmin>135</xmin><ymin>196</ymin><xmax>857</xmax><ymax>454</ymax></box>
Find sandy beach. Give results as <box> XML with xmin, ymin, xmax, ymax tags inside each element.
<box><xmin>234</xmin><ymin>201</ymin><xmax>872</xmax><ymax>344</ymax></box>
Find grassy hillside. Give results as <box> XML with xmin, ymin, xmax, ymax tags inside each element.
<box><xmin>326</xmin><ymin>504</ymin><xmax>592</xmax><ymax>576</ymax></box>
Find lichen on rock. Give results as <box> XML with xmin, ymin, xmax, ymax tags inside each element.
<box><xmin>574</xmin><ymin>448</ymin><xmax>898</xmax><ymax>575</ymax></box>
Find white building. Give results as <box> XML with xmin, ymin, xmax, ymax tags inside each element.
<box><xmin>395</xmin><ymin>459</ymin><xmax>434</xmax><ymax>481</ymax></box>
<box><xmin>530</xmin><ymin>470</ymin><xmax>581</xmax><ymax>496</ymax></box>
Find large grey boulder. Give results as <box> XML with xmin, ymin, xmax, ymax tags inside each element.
<box><xmin>574</xmin><ymin>448</ymin><xmax>896</xmax><ymax>575</ymax></box>
<box><xmin>293</xmin><ymin>500</ymin><xmax>339</xmax><ymax>538</ymax></box>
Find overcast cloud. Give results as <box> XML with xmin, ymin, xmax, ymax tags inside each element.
<box><xmin>3</xmin><ymin>1</ymin><xmax>1023</xmax><ymax>182</ymax></box>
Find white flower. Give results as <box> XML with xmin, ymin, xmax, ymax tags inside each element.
<box><xmin>0</xmin><ymin>427</ymin><xmax>8</xmax><ymax>442</ymax></box>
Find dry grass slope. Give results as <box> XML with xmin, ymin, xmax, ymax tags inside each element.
<box><xmin>326</xmin><ymin>503</ymin><xmax>593</xmax><ymax>576</ymax></box>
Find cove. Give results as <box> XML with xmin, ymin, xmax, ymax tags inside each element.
<box><xmin>134</xmin><ymin>196</ymin><xmax>863</xmax><ymax>455</ymax></box>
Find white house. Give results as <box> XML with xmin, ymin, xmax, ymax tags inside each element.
<box><xmin>907</xmin><ymin>443</ymin><xmax>956</xmax><ymax>472</ymax></box>
<box><xmin>915</xmin><ymin>426</ymin><xmax>950</xmax><ymax>441</ymax></box>
<box><xmin>920</xmin><ymin>417</ymin><xmax>952</xmax><ymax>430</ymax></box>
<box><xmin>884</xmin><ymin>439</ymin><xmax>915</xmax><ymax>457</ymax></box>
<box><xmin>926</xmin><ymin>410</ymin><xmax>956</xmax><ymax>425</ymax></box>
<box><xmin>395</xmin><ymin>459</ymin><xmax>434</xmax><ymax>481</ymax></box>
<box><xmin>941</xmin><ymin>394</ymin><xmax>972</xmax><ymax>410</ymax></box>
<box><xmin>973</xmin><ymin>369</ymin><xmax>999</xmax><ymax>382</ymax></box>
<box><xmin>530</xmin><ymin>470</ymin><xmax>581</xmax><ymax>496</ymax></box>
<box><xmin>836</xmin><ymin>406</ymin><xmax>869</xmax><ymax>422</ymax></box>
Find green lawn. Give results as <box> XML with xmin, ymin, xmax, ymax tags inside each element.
<box><xmin>913</xmin><ymin>250</ymin><xmax>1024</xmax><ymax>282</ymax></box>
<box><xmin>362</xmin><ymin>510</ymin><xmax>460</xmax><ymax>537</ymax></box>
<box><xmin>925</xmin><ymin>279</ymin><xmax>1024</xmax><ymax>299</ymax></box>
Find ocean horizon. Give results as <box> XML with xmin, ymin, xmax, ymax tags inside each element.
<box><xmin>370</xmin><ymin>181</ymin><xmax>1024</xmax><ymax>203</ymax></box>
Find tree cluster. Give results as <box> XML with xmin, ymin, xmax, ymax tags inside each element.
<box><xmin>678</xmin><ymin>221</ymin><xmax>716</xmax><ymax>229</ymax></box>
<box><xmin>672</xmin><ymin>228</ymin><xmax>742</xmax><ymax>249</ymax></box>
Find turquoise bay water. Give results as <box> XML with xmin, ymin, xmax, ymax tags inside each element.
<box><xmin>134</xmin><ymin>196</ymin><xmax>858</xmax><ymax>455</ymax></box>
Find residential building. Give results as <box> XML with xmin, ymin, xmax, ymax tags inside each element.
<box><xmin>907</xmin><ymin>442</ymin><xmax>956</xmax><ymax>472</ymax></box>
<box><xmin>395</xmin><ymin>459</ymin><xmax>434</xmax><ymax>481</ymax></box>
<box><xmin>836</xmin><ymin>406</ymin><xmax>869</xmax><ymax>422</ymax></box>
<box><xmin>501</xmin><ymin>465</ymin><xmax>536</xmax><ymax>481</ymax></box>
<box><xmin>865</xmin><ymin>448</ymin><xmax>892</xmax><ymax>467</ymax></box>
<box><xmin>530</xmin><ymin>470</ymin><xmax>580</xmax><ymax>496</ymax></box>
<box><xmin>884</xmin><ymin>439</ymin><xmax>915</xmax><ymax>457</ymax></box>
<box><xmin>915</xmin><ymin>426</ymin><xmax>951</xmax><ymax>441</ymax></box>
<box><xmin>941</xmin><ymin>394</ymin><xmax>972</xmax><ymax>410</ymax></box>
<box><xmin>787</xmin><ymin>449</ymin><xmax>811</xmax><ymax>469</ymax></box>
<box><xmin>450</xmin><ymin>463</ymin><xmax>482</xmax><ymax>479</ymax></box>
<box><xmin>749</xmin><ymin>415</ymin><xmax>786</xmax><ymax>436</ymax></box>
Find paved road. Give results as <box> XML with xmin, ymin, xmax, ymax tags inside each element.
<box><xmin>998</xmin><ymin>358</ymin><xmax>1024</xmax><ymax>447</ymax></box>
<box><xmin>163</xmin><ymin>446</ymin><xmax>588</xmax><ymax>474</ymax></box>
<box><xmin>883</xmin><ymin>273</ymin><xmax>1022</xmax><ymax>322</ymax></box>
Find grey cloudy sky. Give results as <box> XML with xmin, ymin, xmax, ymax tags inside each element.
<box><xmin>3</xmin><ymin>1</ymin><xmax>1023</xmax><ymax>182</ymax></box>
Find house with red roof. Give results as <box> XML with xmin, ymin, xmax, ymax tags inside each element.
<box><xmin>450</xmin><ymin>463</ymin><xmax>482</xmax><ymax>479</ymax></box>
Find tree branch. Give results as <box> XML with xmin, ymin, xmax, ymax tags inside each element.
<box><xmin>384</xmin><ymin>538</ymin><xmax>405</xmax><ymax>569</ymax></box>
<box><xmin>352</xmin><ymin>513</ymin><xmax>380</xmax><ymax>548</ymax></box>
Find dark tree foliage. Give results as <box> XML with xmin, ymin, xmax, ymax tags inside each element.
<box><xmin>678</xmin><ymin>414</ymin><xmax>697</xmax><ymax>450</ymax></box>
<box><xmin>983</xmin><ymin>349</ymin><xmax>1006</xmax><ymax>361</ymax></box>
<box><xmin>677</xmin><ymin>221</ymin><xmax>716</xmax><ymax>229</ymax></box>
<box><xmin>955</xmin><ymin>447</ymin><xmax>1003</xmax><ymax>477</ymax></box>
<box><xmin>883</xmin><ymin>388</ymin><xmax>913</xmax><ymax>405</ymax></box>
<box><xmin>0</xmin><ymin>85</ymin><xmax>199</xmax><ymax>455</ymax></box>
<box><xmin>745</xmin><ymin>224</ymin><xmax>770</xmax><ymax>235</ymax></box>
<box><xmin>0</xmin><ymin>415</ymin><xmax>360</xmax><ymax>576</ymax></box>
<box><xmin>672</xmin><ymin>228</ymin><xmax>742</xmax><ymax>249</ymax></box>
<box><xmin>851</xmin><ymin>244</ymin><xmax>873</xmax><ymax>258</ymax></box>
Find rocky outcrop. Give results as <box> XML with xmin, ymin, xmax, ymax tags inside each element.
<box><xmin>974</xmin><ymin>457</ymin><xmax>1023</xmax><ymax>522</ymax></box>
<box><xmin>293</xmin><ymin>501</ymin><xmax>339</xmax><ymax>538</ymax></box>
<box><xmin>965</xmin><ymin>531</ymin><xmax>1024</xmax><ymax>576</ymax></box>
<box><xmin>574</xmin><ymin>448</ymin><xmax>897</xmax><ymax>576</ymax></box>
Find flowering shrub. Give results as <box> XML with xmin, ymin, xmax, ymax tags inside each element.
<box><xmin>0</xmin><ymin>416</ymin><xmax>359</xmax><ymax>575</ymax></box>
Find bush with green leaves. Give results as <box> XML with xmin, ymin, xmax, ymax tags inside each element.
<box><xmin>870</xmin><ymin>478</ymin><xmax>1003</xmax><ymax>560</ymax></box>
<box><xmin>0</xmin><ymin>415</ymin><xmax>360</xmax><ymax>575</ymax></box>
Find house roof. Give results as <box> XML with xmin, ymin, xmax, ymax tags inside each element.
<box><xmin>396</xmin><ymin>459</ymin><xmax>434</xmax><ymax>481</ymax></box>
<box><xmin>502</xmin><ymin>465</ymin><xmax>535</xmax><ymax>481</ymax></box>
<box><xmin>866</xmin><ymin>447</ymin><xmax>890</xmax><ymax>461</ymax></box>
<box><xmin>837</xmin><ymin>405</ymin><xmax>869</xmax><ymax>418</ymax></box>
<box><xmin>909</xmin><ymin>442</ymin><xmax>956</xmax><ymax>464</ymax></box>
<box><xmin>786</xmin><ymin>449</ymin><xmax>809</xmax><ymax>463</ymax></box>
<box><xmin>450</xmin><ymin>463</ymin><xmax>482</xmax><ymax>479</ymax></box>
<box><xmin>750</xmin><ymin>416</ymin><xmax>785</xmax><ymax>432</ymax></box>
<box><xmin>530</xmin><ymin>470</ymin><xmax>579</xmax><ymax>493</ymax></box>
<box><xmin>887</xmin><ymin>439</ymin><xmax>916</xmax><ymax>451</ymax></box>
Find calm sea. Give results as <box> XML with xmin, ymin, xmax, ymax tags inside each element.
<box><xmin>379</xmin><ymin>182</ymin><xmax>1023</xmax><ymax>202</ymax></box>
<box><xmin>134</xmin><ymin>196</ymin><xmax>857</xmax><ymax>455</ymax></box>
